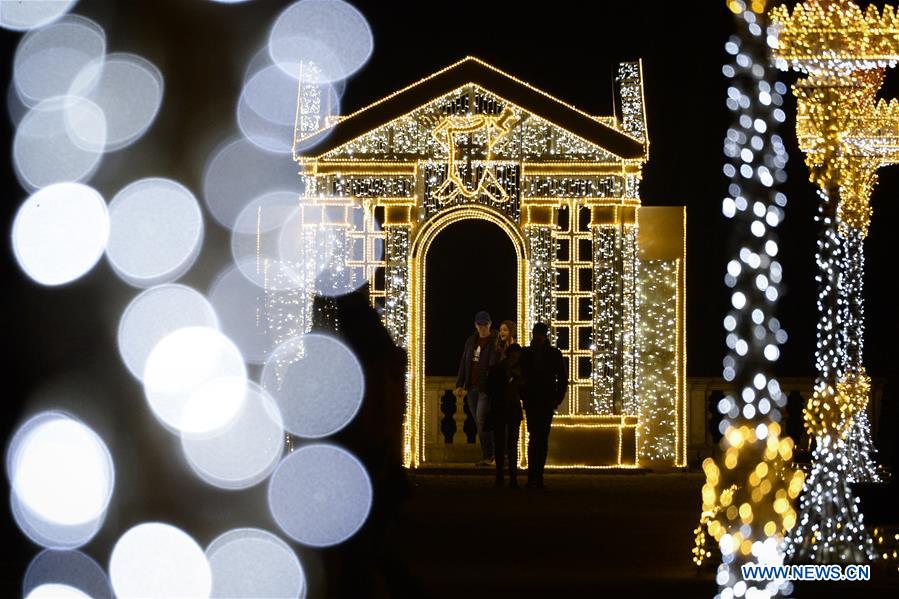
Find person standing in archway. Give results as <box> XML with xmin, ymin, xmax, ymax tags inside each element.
<box><xmin>496</xmin><ymin>320</ymin><xmax>517</xmax><ymax>359</ymax></box>
<box><xmin>487</xmin><ymin>342</ymin><xmax>524</xmax><ymax>487</ymax></box>
<box><xmin>521</xmin><ymin>322</ymin><xmax>567</xmax><ymax>488</ymax></box>
<box><xmin>454</xmin><ymin>311</ymin><xmax>498</xmax><ymax>467</ymax></box>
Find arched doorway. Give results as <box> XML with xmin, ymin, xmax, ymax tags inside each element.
<box><xmin>409</xmin><ymin>205</ymin><xmax>528</xmax><ymax>465</ymax></box>
<box><xmin>424</xmin><ymin>219</ymin><xmax>518</xmax><ymax>376</ymax></box>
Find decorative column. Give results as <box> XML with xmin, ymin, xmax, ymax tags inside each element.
<box><xmin>771</xmin><ymin>0</ymin><xmax>887</xmax><ymax>564</ymax></box>
<box><xmin>838</xmin><ymin>158</ymin><xmax>882</xmax><ymax>482</ymax></box>
<box><xmin>381</xmin><ymin>204</ymin><xmax>415</xmax><ymax>467</ymax></box>
<box><xmin>589</xmin><ymin>206</ymin><xmax>637</xmax><ymax>415</ymax></box>
<box><xmin>383</xmin><ymin>206</ymin><xmax>413</xmax><ymax>349</ymax></box>
<box><xmin>522</xmin><ymin>205</ymin><xmax>556</xmax><ymax>341</ymax></box>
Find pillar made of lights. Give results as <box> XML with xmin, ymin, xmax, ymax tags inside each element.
<box><xmin>590</xmin><ymin>207</ymin><xmax>638</xmax><ymax>416</ymax></box>
<box><xmin>522</xmin><ymin>205</ymin><xmax>557</xmax><ymax>343</ymax></box>
<box><xmin>770</xmin><ymin>0</ymin><xmax>894</xmax><ymax>562</ymax></box>
<box><xmin>700</xmin><ymin>4</ymin><xmax>804</xmax><ymax>598</ymax></box>
<box><xmin>839</xmin><ymin>156</ymin><xmax>882</xmax><ymax>482</ymax></box>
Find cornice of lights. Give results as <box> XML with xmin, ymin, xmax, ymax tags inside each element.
<box><xmin>292</xmin><ymin>56</ymin><xmax>645</xmax><ymax>153</ymax></box>
<box><xmin>296</xmin><ymin>82</ymin><xmax>638</xmax><ymax>164</ymax></box>
<box><xmin>770</xmin><ymin>1</ymin><xmax>899</xmax><ymax>75</ymax></box>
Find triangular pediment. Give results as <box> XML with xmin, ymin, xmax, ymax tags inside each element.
<box><xmin>296</xmin><ymin>57</ymin><xmax>645</xmax><ymax>163</ymax></box>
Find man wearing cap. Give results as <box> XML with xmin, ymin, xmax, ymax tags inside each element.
<box><xmin>454</xmin><ymin>310</ymin><xmax>498</xmax><ymax>466</ymax></box>
<box><xmin>520</xmin><ymin>322</ymin><xmax>567</xmax><ymax>488</ymax></box>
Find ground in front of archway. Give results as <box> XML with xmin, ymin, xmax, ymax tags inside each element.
<box><xmin>373</xmin><ymin>472</ymin><xmax>897</xmax><ymax>598</ymax></box>
<box><xmin>387</xmin><ymin>472</ymin><xmax>716</xmax><ymax>596</ymax></box>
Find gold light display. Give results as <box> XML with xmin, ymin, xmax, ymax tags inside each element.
<box><xmin>771</xmin><ymin>0</ymin><xmax>889</xmax><ymax>563</ymax></box>
<box><xmin>280</xmin><ymin>57</ymin><xmax>686</xmax><ymax>469</ymax></box>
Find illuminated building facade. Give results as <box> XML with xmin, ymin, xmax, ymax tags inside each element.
<box><xmin>291</xmin><ymin>57</ymin><xmax>686</xmax><ymax>468</ymax></box>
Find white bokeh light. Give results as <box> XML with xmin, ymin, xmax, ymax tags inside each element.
<box><xmin>25</xmin><ymin>584</ymin><xmax>91</xmax><ymax>599</ymax></box>
<box><xmin>13</xmin><ymin>97</ymin><xmax>107</xmax><ymax>190</ymax></box>
<box><xmin>9</xmin><ymin>416</ymin><xmax>114</xmax><ymax>526</ymax></box>
<box><xmin>13</xmin><ymin>15</ymin><xmax>105</xmax><ymax>107</ymax></box>
<box><xmin>182</xmin><ymin>382</ymin><xmax>283</xmax><ymax>490</ymax></box>
<box><xmin>106</xmin><ymin>178</ymin><xmax>204</xmax><ymax>287</ymax></box>
<box><xmin>306</xmin><ymin>202</ymin><xmax>383</xmax><ymax>297</ymax></box>
<box><xmin>268</xmin><ymin>444</ymin><xmax>372</xmax><ymax>547</ymax></box>
<box><xmin>206</xmin><ymin>528</ymin><xmax>305</xmax><ymax>598</ymax></box>
<box><xmin>12</xmin><ymin>183</ymin><xmax>108</xmax><ymax>286</ymax></box>
<box><xmin>238</xmin><ymin>64</ymin><xmax>340</xmax><ymax>154</ymax></box>
<box><xmin>230</xmin><ymin>191</ymin><xmax>308</xmax><ymax>291</ymax></box>
<box><xmin>8</xmin><ymin>79</ymin><xmax>29</xmax><ymax>126</ymax></box>
<box><xmin>117</xmin><ymin>284</ymin><xmax>219</xmax><ymax>381</ymax></box>
<box><xmin>11</xmin><ymin>490</ymin><xmax>105</xmax><ymax>549</ymax></box>
<box><xmin>208</xmin><ymin>264</ymin><xmax>280</xmax><ymax>363</ymax></box>
<box><xmin>202</xmin><ymin>137</ymin><xmax>301</xmax><ymax>229</ymax></box>
<box><xmin>69</xmin><ymin>53</ymin><xmax>163</xmax><ymax>151</ymax></box>
<box><xmin>7</xmin><ymin>413</ymin><xmax>114</xmax><ymax>549</ymax></box>
<box><xmin>109</xmin><ymin>523</ymin><xmax>212</xmax><ymax>599</ymax></box>
<box><xmin>268</xmin><ymin>0</ymin><xmax>373</xmax><ymax>83</ymax></box>
<box><xmin>243</xmin><ymin>44</ymin><xmax>346</xmax><ymax>97</ymax></box>
<box><xmin>143</xmin><ymin>326</ymin><xmax>247</xmax><ymax>435</ymax></box>
<box><xmin>0</xmin><ymin>0</ymin><xmax>79</xmax><ymax>32</ymax></box>
<box><xmin>24</xmin><ymin>550</ymin><xmax>112</xmax><ymax>599</ymax></box>
<box><xmin>261</xmin><ymin>334</ymin><xmax>364</xmax><ymax>438</ymax></box>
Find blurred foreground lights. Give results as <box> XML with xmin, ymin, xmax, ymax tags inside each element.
<box><xmin>106</xmin><ymin>178</ymin><xmax>203</xmax><ymax>287</ymax></box>
<box><xmin>206</xmin><ymin>528</ymin><xmax>305</xmax><ymax>598</ymax></box>
<box><xmin>209</xmin><ymin>265</ymin><xmax>280</xmax><ymax>364</ymax></box>
<box><xmin>7</xmin><ymin>412</ymin><xmax>114</xmax><ymax>549</ymax></box>
<box><xmin>109</xmin><ymin>523</ymin><xmax>211</xmax><ymax>599</ymax></box>
<box><xmin>268</xmin><ymin>0</ymin><xmax>373</xmax><ymax>83</ymax></box>
<box><xmin>143</xmin><ymin>326</ymin><xmax>247</xmax><ymax>435</ymax></box>
<box><xmin>238</xmin><ymin>64</ymin><xmax>340</xmax><ymax>154</ymax></box>
<box><xmin>25</xmin><ymin>584</ymin><xmax>91</xmax><ymax>599</ymax></box>
<box><xmin>68</xmin><ymin>53</ymin><xmax>163</xmax><ymax>151</ymax></box>
<box><xmin>13</xmin><ymin>16</ymin><xmax>106</xmax><ymax>107</ymax></box>
<box><xmin>268</xmin><ymin>444</ymin><xmax>372</xmax><ymax>547</ymax></box>
<box><xmin>118</xmin><ymin>284</ymin><xmax>219</xmax><ymax>381</ymax></box>
<box><xmin>14</xmin><ymin>96</ymin><xmax>107</xmax><ymax>189</ymax></box>
<box><xmin>203</xmin><ymin>137</ymin><xmax>301</xmax><ymax>229</ymax></box>
<box><xmin>182</xmin><ymin>382</ymin><xmax>283</xmax><ymax>490</ymax></box>
<box><xmin>306</xmin><ymin>202</ymin><xmax>383</xmax><ymax>298</ymax></box>
<box><xmin>0</xmin><ymin>0</ymin><xmax>78</xmax><ymax>31</ymax></box>
<box><xmin>12</xmin><ymin>183</ymin><xmax>108</xmax><ymax>286</ymax></box>
<box><xmin>24</xmin><ymin>550</ymin><xmax>112</xmax><ymax>599</ymax></box>
<box><xmin>231</xmin><ymin>191</ymin><xmax>308</xmax><ymax>291</ymax></box>
<box><xmin>262</xmin><ymin>334</ymin><xmax>364</xmax><ymax>438</ymax></box>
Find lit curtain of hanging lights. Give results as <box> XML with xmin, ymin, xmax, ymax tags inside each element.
<box><xmin>698</xmin><ymin>3</ymin><xmax>803</xmax><ymax>598</ymax></box>
<box><xmin>769</xmin><ymin>0</ymin><xmax>893</xmax><ymax>563</ymax></box>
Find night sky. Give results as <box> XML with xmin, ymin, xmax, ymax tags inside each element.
<box><xmin>2</xmin><ymin>0</ymin><xmax>899</xmax><ymax>581</ymax></box>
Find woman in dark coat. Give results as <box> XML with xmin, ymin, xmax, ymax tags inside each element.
<box><xmin>486</xmin><ymin>343</ymin><xmax>524</xmax><ymax>488</ymax></box>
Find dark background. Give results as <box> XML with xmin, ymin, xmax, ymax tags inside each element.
<box><xmin>2</xmin><ymin>0</ymin><xmax>898</xmax><ymax>591</ymax></box>
<box><xmin>426</xmin><ymin>220</ymin><xmax>517</xmax><ymax>375</ymax></box>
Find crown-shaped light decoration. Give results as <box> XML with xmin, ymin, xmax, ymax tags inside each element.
<box><xmin>771</xmin><ymin>0</ymin><xmax>899</xmax><ymax>74</ymax></box>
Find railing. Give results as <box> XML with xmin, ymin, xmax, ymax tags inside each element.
<box><xmin>686</xmin><ymin>376</ymin><xmax>887</xmax><ymax>466</ymax></box>
<box><xmin>421</xmin><ymin>376</ymin><xmax>888</xmax><ymax>468</ymax></box>
<box><xmin>424</xmin><ymin>376</ymin><xmax>482</xmax><ymax>464</ymax></box>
